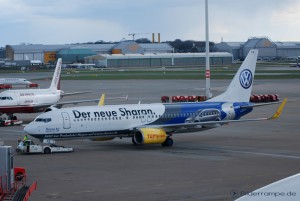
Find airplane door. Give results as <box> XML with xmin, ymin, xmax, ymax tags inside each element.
<box><xmin>61</xmin><ymin>112</ymin><xmax>71</xmax><ymax>129</ymax></box>
<box><xmin>141</xmin><ymin>115</ymin><xmax>146</xmax><ymax>123</ymax></box>
<box><xmin>147</xmin><ymin>114</ymin><xmax>152</xmax><ymax>122</ymax></box>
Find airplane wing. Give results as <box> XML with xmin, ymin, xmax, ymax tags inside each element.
<box><xmin>0</xmin><ymin>94</ymin><xmax>128</xmax><ymax>114</ymax></box>
<box><xmin>139</xmin><ymin>98</ymin><xmax>287</xmax><ymax>130</ymax></box>
<box><xmin>98</xmin><ymin>94</ymin><xmax>128</xmax><ymax>106</ymax></box>
<box><xmin>54</xmin><ymin>95</ymin><xmax>128</xmax><ymax>108</ymax></box>
<box><xmin>235</xmin><ymin>173</ymin><xmax>300</xmax><ymax>201</ymax></box>
<box><xmin>62</xmin><ymin>91</ymin><xmax>92</xmax><ymax>96</ymax></box>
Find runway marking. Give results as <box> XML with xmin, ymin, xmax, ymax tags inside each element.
<box><xmin>176</xmin><ymin>146</ymin><xmax>300</xmax><ymax>160</ymax></box>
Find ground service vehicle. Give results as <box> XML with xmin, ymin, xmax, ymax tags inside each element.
<box><xmin>16</xmin><ymin>140</ymin><xmax>73</xmax><ymax>154</ymax></box>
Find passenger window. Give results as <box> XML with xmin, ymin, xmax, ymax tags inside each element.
<box><xmin>35</xmin><ymin>118</ymin><xmax>42</xmax><ymax>122</ymax></box>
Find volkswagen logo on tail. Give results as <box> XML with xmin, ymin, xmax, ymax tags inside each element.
<box><xmin>239</xmin><ymin>69</ymin><xmax>253</xmax><ymax>89</ymax></box>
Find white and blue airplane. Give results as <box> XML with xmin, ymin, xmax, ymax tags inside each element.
<box><xmin>24</xmin><ymin>49</ymin><xmax>287</xmax><ymax>146</ymax></box>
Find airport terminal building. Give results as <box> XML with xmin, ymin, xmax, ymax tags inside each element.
<box><xmin>216</xmin><ymin>37</ymin><xmax>300</xmax><ymax>60</ymax></box>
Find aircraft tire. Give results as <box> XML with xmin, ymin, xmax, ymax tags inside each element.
<box><xmin>162</xmin><ymin>137</ymin><xmax>173</xmax><ymax>147</ymax></box>
<box><xmin>44</xmin><ymin>147</ymin><xmax>51</xmax><ymax>154</ymax></box>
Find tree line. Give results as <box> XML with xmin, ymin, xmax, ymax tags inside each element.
<box><xmin>83</xmin><ymin>38</ymin><xmax>217</xmax><ymax>53</ymax></box>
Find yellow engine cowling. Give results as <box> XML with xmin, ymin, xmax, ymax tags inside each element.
<box><xmin>134</xmin><ymin>128</ymin><xmax>167</xmax><ymax>144</ymax></box>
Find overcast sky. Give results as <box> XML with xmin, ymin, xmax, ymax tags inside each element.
<box><xmin>0</xmin><ymin>0</ymin><xmax>299</xmax><ymax>47</ymax></box>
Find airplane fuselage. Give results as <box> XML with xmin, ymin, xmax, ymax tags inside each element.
<box><xmin>0</xmin><ymin>78</ymin><xmax>32</xmax><ymax>85</ymax></box>
<box><xmin>24</xmin><ymin>102</ymin><xmax>253</xmax><ymax>140</ymax></box>
<box><xmin>0</xmin><ymin>89</ymin><xmax>62</xmax><ymax>114</ymax></box>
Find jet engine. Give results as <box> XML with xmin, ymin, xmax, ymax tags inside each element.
<box><xmin>133</xmin><ymin>128</ymin><xmax>167</xmax><ymax>145</ymax></box>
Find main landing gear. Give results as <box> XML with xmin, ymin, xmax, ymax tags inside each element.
<box><xmin>161</xmin><ymin>137</ymin><xmax>173</xmax><ymax>147</ymax></box>
<box><xmin>131</xmin><ymin>136</ymin><xmax>174</xmax><ymax>147</ymax></box>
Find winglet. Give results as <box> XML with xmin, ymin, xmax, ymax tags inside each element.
<box><xmin>269</xmin><ymin>98</ymin><xmax>287</xmax><ymax>120</ymax></box>
<box><xmin>98</xmin><ymin>93</ymin><xmax>106</xmax><ymax>106</ymax></box>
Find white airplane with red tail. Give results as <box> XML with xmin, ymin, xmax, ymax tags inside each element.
<box><xmin>0</xmin><ymin>58</ymin><xmax>90</xmax><ymax>120</ymax></box>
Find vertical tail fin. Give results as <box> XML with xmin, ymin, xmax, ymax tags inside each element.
<box><xmin>49</xmin><ymin>58</ymin><xmax>62</xmax><ymax>90</ymax></box>
<box><xmin>207</xmin><ymin>49</ymin><xmax>258</xmax><ymax>102</ymax></box>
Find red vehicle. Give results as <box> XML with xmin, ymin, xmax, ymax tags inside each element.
<box><xmin>28</xmin><ymin>83</ymin><xmax>39</xmax><ymax>88</ymax></box>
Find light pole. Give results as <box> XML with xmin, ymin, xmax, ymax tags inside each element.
<box><xmin>205</xmin><ymin>0</ymin><xmax>212</xmax><ymax>99</ymax></box>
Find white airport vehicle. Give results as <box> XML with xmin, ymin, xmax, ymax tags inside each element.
<box><xmin>16</xmin><ymin>140</ymin><xmax>73</xmax><ymax>154</ymax></box>
<box><xmin>24</xmin><ymin>50</ymin><xmax>287</xmax><ymax>147</ymax></box>
<box><xmin>0</xmin><ymin>116</ymin><xmax>22</xmax><ymax>126</ymax></box>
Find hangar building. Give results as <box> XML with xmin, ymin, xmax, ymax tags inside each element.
<box><xmin>5</xmin><ymin>41</ymin><xmax>173</xmax><ymax>64</ymax></box>
<box><xmin>216</xmin><ymin>37</ymin><xmax>300</xmax><ymax>60</ymax></box>
<box><xmin>84</xmin><ymin>52</ymin><xmax>233</xmax><ymax>68</ymax></box>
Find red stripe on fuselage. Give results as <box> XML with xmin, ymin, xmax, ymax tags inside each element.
<box><xmin>0</xmin><ymin>105</ymin><xmax>47</xmax><ymax>113</ymax></box>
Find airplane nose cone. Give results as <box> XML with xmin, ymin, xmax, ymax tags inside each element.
<box><xmin>23</xmin><ymin>124</ymin><xmax>30</xmax><ymax>134</ymax></box>
<box><xmin>24</xmin><ymin>123</ymin><xmax>35</xmax><ymax>134</ymax></box>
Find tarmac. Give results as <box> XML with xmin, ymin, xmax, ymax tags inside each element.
<box><xmin>1</xmin><ymin>78</ymin><xmax>300</xmax><ymax>201</ymax></box>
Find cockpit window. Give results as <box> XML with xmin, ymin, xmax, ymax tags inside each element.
<box><xmin>35</xmin><ymin>118</ymin><xmax>52</xmax><ymax>123</ymax></box>
<box><xmin>0</xmin><ymin>97</ymin><xmax>13</xmax><ymax>100</ymax></box>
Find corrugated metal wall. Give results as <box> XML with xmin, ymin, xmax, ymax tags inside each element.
<box><xmin>105</xmin><ymin>55</ymin><xmax>232</xmax><ymax>67</ymax></box>
<box><xmin>13</xmin><ymin>52</ymin><xmax>45</xmax><ymax>61</ymax></box>
<box><xmin>277</xmin><ymin>49</ymin><xmax>300</xmax><ymax>59</ymax></box>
